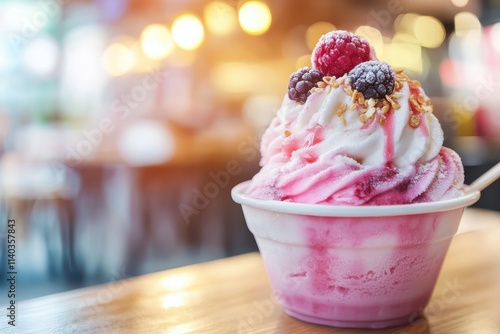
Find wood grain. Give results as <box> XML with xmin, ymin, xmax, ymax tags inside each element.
<box><xmin>3</xmin><ymin>208</ymin><xmax>500</xmax><ymax>334</ymax></box>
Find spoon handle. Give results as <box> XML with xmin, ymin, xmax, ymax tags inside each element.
<box><xmin>466</xmin><ymin>162</ymin><xmax>500</xmax><ymax>193</ymax></box>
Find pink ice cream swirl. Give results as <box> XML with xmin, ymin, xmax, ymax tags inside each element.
<box><xmin>248</xmin><ymin>74</ymin><xmax>464</xmax><ymax>205</ymax></box>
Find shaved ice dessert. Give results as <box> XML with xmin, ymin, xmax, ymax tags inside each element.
<box><xmin>248</xmin><ymin>30</ymin><xmax>464</xmax><ymax>205</ymax></box>
<box><xmin>232</xmin><ymin>30</ymin><xmax>476</xmax><ymax>329</ymax></box>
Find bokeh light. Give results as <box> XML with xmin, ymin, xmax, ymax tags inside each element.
<box><xmin>118</xmin><ymin>120</ymin><xmax>175</xmax><ymax>166</ymax></box>
<box><xmin>451</xmin><ymin>0</ymin><xmax>469</xmax><ymax>7</ymax></box>
<box><xmin>140</xmin><ymin>24</ymin><xmax>175</xmax><ymax>59</ymax></box>
<box><xmin>381</xmin><ymin>33</ymin><xmax>422</xmax><ymax>73</ymax></box>
<box><xmin>163</xmin><ymin>273</ymin><xmax>195</xmax><ymax>291</ymax></box>
<box><xmin>161</xmin><ymin>293</ymin><xmax>187</xmax><ymax>309</ymax></box>
<box><xmin>171</xmin><ymin>14</ymin><xmax>205</xmax><ymax>50</ymax></box>
<box><xmin>306</xmin><ymin>22</ymin><xmax>336</xmax><ymax>50</ymax></box>
<box><xmin>114</xmin><ymin>35</ymin><xmax>136</xmax><ymax>49</ymax></box>
<box><xmin>102</xmin><ymin>42</ymin><xmax>133</xmax><ymax>76</ymax></box>
<box><xmin>413</xmin><ymin>16</ymin><xmax>446</xmax><ymax>48</ymax></box>
<box><xmin>296</xmin><ymin>54</ymin><xmax>311</xmax><ymax>69</ymax></box>
<box><xmin>394</xmin><ymin>13</ymin><xmax>420</xmax><ymax>34</ymax></box>
<box><xmin>355</xmin><ymin>26</ymin><xmax>384</xmax><ymax>57</ymax></box>
<box><xmin>238</xmin><ymin>1</ymin><xmax>272</xmax><ymax>35</ymax></box>
<box><xmin>204</xmin><ymin>1</ymin><xmax>237</xmax><ymax>36</ymax></box>
<box><xmin>22</xmin><ymin>35</ymin><xmax>59</xmax><ymax>77</ymax></box>
<box><xmin>454</xmin><ymin>12</ymin><xmax>482</xmax><ymax>37</ymax></box>
<box><xmin>60</xmin><ymin>25</ymin><xmax>107</xmax><ymax>103</ymax></box>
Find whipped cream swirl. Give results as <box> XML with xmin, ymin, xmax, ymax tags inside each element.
<box><xmin>248</xmin><ymin>75</ymin><xmax>464</xmax><ymax>205</ymax></box>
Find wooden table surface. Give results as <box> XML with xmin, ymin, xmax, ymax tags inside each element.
<box><xmin>3</xmin><ymin>208</ymin><xmax>500</xmax><ymax>334</ymax></box>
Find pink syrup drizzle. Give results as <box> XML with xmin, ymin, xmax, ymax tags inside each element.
<box><xmin>381</xmin><ymin>111</ymin><xmax>395</xmax><ymax>162</ymax></box>
<box><xmin>282</xmin><ymin>124</ymin><xmax>324</xmax><ymax>161</ymax></box>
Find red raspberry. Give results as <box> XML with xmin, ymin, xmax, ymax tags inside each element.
<box><xmin>312</xmin><ymin>30</ymin><xmax>373</xmax><ymax>78</ymax></box>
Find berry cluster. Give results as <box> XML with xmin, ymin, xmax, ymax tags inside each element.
<box><xmin>312</xmin><ymin>31</ymin><xmax>372</xmax><ymax>78</ymax></box>
<box><xmin>348</xmin><ymin>61</ymin><xmax>395</xmax><ymax>99</ymax></box>
<box><xmin>288</xmin><ymin>67</ymin><xmax>323</xmax><ymax>103</ymax></box>
<box><xmin>287</xmin><ymin>30</ymin><xmax>396</xmax><ymax>103</ymax></box>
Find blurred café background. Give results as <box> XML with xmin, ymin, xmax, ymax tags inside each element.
<box><xmin>0</xmin><ymin>0</ymin><xmax>499</xmax><ymax>300</ymax></box>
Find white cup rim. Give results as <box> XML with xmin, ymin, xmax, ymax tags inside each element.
<box><xmin>232</xmin><ymin>181</ymin><xmax>481</xmax><ymax>217</ymax></box>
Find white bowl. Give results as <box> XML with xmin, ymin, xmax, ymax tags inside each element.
<box><xmin>232</xmin><ymin>181</ymin><xmax>480</xmax><ymax>329</ymax></box>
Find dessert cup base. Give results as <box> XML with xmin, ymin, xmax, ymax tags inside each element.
<box><xmin>284</xmin><ymin>308</ymin><xmax>411</xmax><ymax>329</ymax></box>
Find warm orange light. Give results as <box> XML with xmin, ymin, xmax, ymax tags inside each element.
<box><xmin>394</xmin><ymin>13</ymin><xmax>420</xmax><ymax>34</ymax></box>
<box><xmin>163</xmin><ymin>273</ymin><xmax>195</xmax><ymax>291</ymax></box>
<box><xmin>296</xmin><ymin>54</ymin><xmax>312</xmax><ymax>69</ymax></box>
<box><xmin>102</xmin><ymin>42</ymin><xmax>133</xmax><ymax>76</ymax></box>
<box><xmin>451</xmin><ymin>0</ymin><xmax>469</xmax><ymax>7</ymax></box>
<box><xmin>171</xmin><ymin>14</ymin><xmax>205</xmax><ymax>50</ymax></box>
<box><xmin>381</xmin><ymin>34</ymin><xmax>422</xmax><ymax>73</ymax></box>
<box><xmin>355</xmin><ymin>26</ymin><xmax>383</xmax><ymax>56</ymax></box>
<box><xmin>306</xmin><ymin>22</ymin><xmax>336</xmax><ymax>50</ymax></box>
<box><xmin>238</xmin><ymin>1</ymin><xmax>272</xmax><ymax>35</ymax></box>
<box><xmin>204</xmin><ymin>1</ymin><xmax>237</xmax><ymax>36</ymax></box>
<box><xmin>140</xmin><ymin>24</ymin><xmax>174</xmax><ymax>59</ymax></box>
<box><xmin>413</xmin><ymin>16</ymin><xmax>446</xmax><ymax>48</ymax></box>
<box><xmin>454</xmin><ymin>12</ymin><xmax>482</xmax><ymax>37</ymax></box>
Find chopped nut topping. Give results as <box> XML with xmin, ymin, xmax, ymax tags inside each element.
<box><xmin>397</xmin><ymin>73</ymin><xmax>410</xmax><ymax>82</ymax></box>
<box><xmin>409</xmin><ymin>115</ymin><xmax>420</xmax><ymax>128</ymax></box>
<box><xmin>379</xmin><ymin>115</ymin><xmax>387</xmax><ymax>125</ymax></box>
<box><xmin>357</xmin><ymin>94</ymin><xmax>365</xmax><ymax>105</ymax></box>
<box><xmin>351</xmin><ymin>90</ymin><xmax>358</xmax><ymax>103</ymax></box>
<box><xmin>359</xmin><ymin>114</ymin><xmax>367</xmax><ymax>123</ymax></box>
<box><xmin>410</xmin><ymin>97</ymin><xmax>425</xmax><ymax>113</ymax></box>
<box><xmin>381</xmin><ymin>104</ymin><xmax>390</xmax><ymax>114</ymax></box>
<box><xmin>385</xmin><ymin>95</ymin><xmax>395</xmax><ymax>105</ymax></box>
<box><xmin>284</xmin><ymin>129</ymin><xmax>291</xmax><ymax>137</ymax></box>
<box><xmin>317</xmin><ymin>81</ymin><xmax>326</xmax><ymax>88</ymax></box>
<box><xmin>386</xmin><ymin>95</ymin><xmax>400</xmax><ymax>110</ymax></box>
<box><xmin>336</xmin><ymin>103</ymin><xmax>347</xmax><ymax>116</ymax></box>
<box><xmin>410</xmin><ymin>79</ymin><xmax>422</xmax><ymax>87</ymax></box>
<box><xmin>343</xmin><ymin>86</ymin><xmax>353</xmax><ymax>96</ymax></box>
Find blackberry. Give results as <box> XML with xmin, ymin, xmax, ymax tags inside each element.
<box><xmin>288</xmin><ymin>67</ymin><xmax>323</xmax><ymax>103</ymax></box>
<box><xmin>348</xmin><ymin>61</ymin><xmax>395</xmax><ymax>99</ymax></box>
